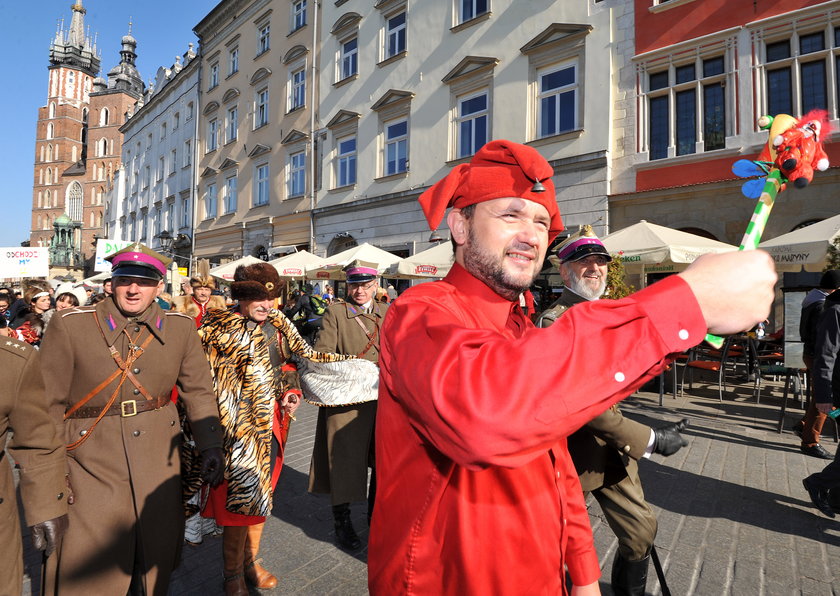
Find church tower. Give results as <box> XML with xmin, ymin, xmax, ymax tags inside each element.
<box><xmin>30</xmin><ymin>1</ymin><xmax>144</xmax><ymax>277</ymax></box>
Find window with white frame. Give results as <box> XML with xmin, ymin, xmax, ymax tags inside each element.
<box><xmin>207</xmin><ymin>119</ymin><xmax>219</xmax><ymax>152</ymax></box>
<box><xmin>229</xmin><ymin>47</ymin><xmax>239</xmax><ymax>75</ymax></box>
<box><xmin>643</xmin><ymin>51</ymin><xmax>729</xmax><ymax>161</ymax></box>
<box><xmin>157</xmin><ymin>156</ymin><xmax>165</xmax><ymax>181</ymax></box>
<box><xmin>254</xmin><ymin>163</ymin><xmax>270</xmax><ymax>206</ymax></box>
<box><xmin>385</xmin><ymin>12</ymin><xmax>406</xmax><ymax>59</ymax></box>
<box><xmin>227</xmin><ymin>106</ymin><xmax>238</xmax><ymax>142</ymax></box>
<box><xmin>289</xmin><ymin>69</ymin><xmax>306</xmax><ymax>111</ymax></box>
<box><xmin>161</xmin><ymin>122</ymin><xmax>167</xmax><ymax>139</ymax></box>
<box><xmin>224</xmin><ymin>175</ymin><xmax>237</xmax><ymax>213</ymax></box>
<box><xmin>340</xmin><ymin>37</ymin><xmax>358</xmax><ymax>81</ymax></box>
<box><xmin>209</xmin><ymin>62</ymin><xmax>219</xmax><ymax>89</ymax></box>
<box><xmin>257</xmin><ymin>23</ymin><xmax>271</xmax><ymax>55</ymax></box>
<box><xmin>457</xmin><ymin>91</ymin><xmax>488</xmax><ymax>158</ymax></box>
<box><xmin>183</xmin><ymin>140</ymin><xmax>192</xmax><ymax>167</ymax></box>
<box><xmin>181</xmin><ymin>196</ymin><xmax>191</xmax><ymax>228</ymax></box>
<box><xmin>255</xmin><ymin>88</ymin><xmax>269</xmax><ymax>127</ymax></box>
<box><xmin>292</xmin><ymin>1</ymin><xmax>307</xmax><ymax>31</ymax></box>
<box><xmin>538</xmin><ymin>62</ymin><xmax>578</xmax><ymax>138</ymax></box>
<box><xmin>385</xmin><ymin>119</ymin><xmax>408</xmax><ymax>175</ymax></box>
<box><xmin>762</xmin><ymin>29</ymin><xmax>834</xmax><ymax>118</ymax></box>
<box><xmin>187</xmin><ymin>102</ymin><xmax>194</xmax><ymax>120</ymax></box>
<box><xmin>458</xmin><ymin>0</ymin><xmax>488</xmax><ymax>24</ymax></box>
<box><xmin>336</xmin><ymin>136</ymin><xmax>357</xmax><ymax>187</ymax></box>
<box><xmin>205</xmin><ymin>183</ymin><xmax>217</xmax><ymax>218</ymax></box>
<box><xmin>288</xmin><ymin>151</ymin><xmax>306</xmax><ymax>197</ymax></box>
<box><xmin>170</xmin><ymin>149</ymin><xmax>177</xmax><ymax>175</ymax></box>
<box><xmin>166</xmin><ymin>202</ymin><xmax>174</xmax><ymax>231</ymax></box>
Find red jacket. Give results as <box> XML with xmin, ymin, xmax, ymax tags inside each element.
<box><xmin>369</xmin><ymin>263</ymin><xmax>705</xmax><ymax>595</ymax></box>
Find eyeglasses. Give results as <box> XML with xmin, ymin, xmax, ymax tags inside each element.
<box><xmin>348</xmin><ymin>281</ymin><xmax>377</xmax><ymax>291</ymax></box>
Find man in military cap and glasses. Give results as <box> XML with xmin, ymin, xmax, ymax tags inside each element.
<box><xmin>40</xmin><ymin>242</ymin><xmax>225</xmax><ymax>596</ymax></box>
<box><xmin>538</xmin><ymin>226</ymin><xmax>689</xmax><ymax>596</ymax></box>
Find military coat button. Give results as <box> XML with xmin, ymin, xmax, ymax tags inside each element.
<box><xmin>133</xmin><ymin>368</ymin><xmax>140</xmax><ymax>374</ymax></box>
<box><xmin>134</xmin><ymin>326</ymin><xmax>141</xmax><ymax>333</ymax></box>
<box><xmin>133</xmin><ymin>389</ymin><xmax>140</xmax><ymax>395</ymax></box>
<box><xmin>133</xmin><ymin>430</ymin><xmax>141</xmax><ymax>437</ymax></box>
<box><xmin>57</xmin><ymin>492</ymin><xmax>64</xmax><ymax>500</ymax></box>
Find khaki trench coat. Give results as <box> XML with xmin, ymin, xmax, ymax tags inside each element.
<box><xmin>309</xmin><ymin>300</ymin><xmax>387</xmax><ymax>504</ymax></box>
<box><xmin>0</xmin><ymin>337</ymin><xmax>67</xmax><ymax>596</ymax></box>
<box><xmin>39</xmin><ymin>298</ymin><xmax>222</xmax><ymax>596</ymax></box>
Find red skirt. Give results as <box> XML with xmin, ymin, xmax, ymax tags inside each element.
<box><xmin>202</xmin><ymin>401</ymin><xmax>290</xmax><ymax>526</ymax></box>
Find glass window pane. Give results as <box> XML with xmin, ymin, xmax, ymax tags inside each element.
<box><xmin>649</xmin><ymin>71</ymin><xmax>669</xmax><ymax>91</ymax></box>
<box><xmin>542</xmin><ymin>67</ymin><xmax>575</xmax><ymax>91</ymax></box>
<box><xmin>649</xmin><ymin>96</ymin><xmax>669</xmax><ymax>160</ymax></box>
<box><xmin>461</xmin><ymin>94</ymin><xmax>487</xmax><ymax>115</ymax></box>
<box><xmin>540</xmin><ymin>95</ymin><xmax>557</xmax><ymax>137</ymax></box>
<box><xmin>800</xmin><ymin>32</ymin><xmax>825</xmax><ymax>55</ymax></box>
<box><xmin>766</xmin><ymin>40</ymin><xmax>790</xmax><ymax>62</ymax></box>
<box><xmin>801</xmin><ymin>60</ymin><xmax>827</xmax><ymax>112</ymax></box>
<box><xmin>767</xmin><ymin>67</ymin><xmax>792</xmax><ymax>115</ymax></box>
<box><xmin>558</xmin><ymin>90</ymin><xmax>575</xmax><ymax>133</ymax></box>
<box><xmin>474</xmin><ymin>114</ymin><xmax>487</xmax><ymax>149</ymax></box>
<box><xmin>703</xmin><ymin>57</ymin><xmax>724</xmax><ymax>77</ymax></box>
<box><xmin>675</xmin><ymin>64</ymin><xmax>696</xmax><ymax>84</ymax></box>
<box><xmin>675</xmin><ymin>89</ymin><xmax>696</xmax><ymax>156</ymax></box>
<box><xmin>387</xmin><ymin>121</ymin><xmax>407</xmax><ymax>139</ymax></box>
<box><xmin>460</xmin><ymin>120</ymin><xmax>473</xmax><ymax>158</ymax></box>
<box><xmin>703</xmin><ymin>83</ymin><xmax>725</xmax><ymax>151</ymax></box>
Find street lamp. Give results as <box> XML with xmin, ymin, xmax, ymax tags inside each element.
<box><xmin>156</xmin><ymin>230</ymin><xmax>174</xmax><ymax>253</ymax></box>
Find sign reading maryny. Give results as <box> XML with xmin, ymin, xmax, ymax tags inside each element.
<box><xmin>94</xmin><ymin>239</ymin><xmax>134</xmax><ymax>272</ymax></box>
<box><xmin>0</xmin><ymin>247</ymin><xmax>49</xmax><ymax>278</ymax></box>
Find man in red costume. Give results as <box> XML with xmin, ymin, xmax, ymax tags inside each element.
<box><xmin>368</xmin><ymin>139</ymin><xmax>777</xmax><ymax>595</ymax></box>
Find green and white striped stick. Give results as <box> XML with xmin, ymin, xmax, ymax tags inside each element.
<box><xmin>705</xmin><ymin>168</ymin><xmax>784</xmax><ymax>348</ymax></box>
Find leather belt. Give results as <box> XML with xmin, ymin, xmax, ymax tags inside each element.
<box><xmin>66</xmin><ymin>396</ymin><xmax>170</xmax><ymax>419</ymax></box>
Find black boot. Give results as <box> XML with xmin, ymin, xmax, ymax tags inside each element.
<box><xmin>332</xmin><ymin>503</ymin><xmax>361</xmax><ymax>550</ymax></box>
<box><xmin>611</xmin><ymin>553</ymin><xmax>650</xmax><ymax>596</ymax></box>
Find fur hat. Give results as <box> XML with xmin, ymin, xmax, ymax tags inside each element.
<box><xmin>231</xmin><ymin>262</ymin><xmax>282</xmax><ymax>301</ymax></box>
<box><xmin>417</xmin><ymin>139</ymin><xmax>563</xmax><ymax>241</ymax></box>
<box><xmin>190</xmin><ymin>258</ymin><xmax>216</xmax><ymax>289</ymax></box>
<box><xmin>54</xmin><ymin>283</ymin><xmax>88</xmax><ymax>307</ymax></box>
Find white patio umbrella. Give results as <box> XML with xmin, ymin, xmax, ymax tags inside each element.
<box><xmin>268</xmin><ymin>250</ymin><xmax>328</xmax><ymax>278</ymax></box>
<box><xmin>209</xmin><ymin>255</ymin><xmax>265</xmax><ymax>281</ymax></box>
<box><xmin>305</xmin><ymin>243</ymin><xmax>403</xmax><ymax>280</ymax></box>
<box><xmin>388</xmin><ymin>242</ymin><xmax>454</xmax><ymax>279</ymax></box>
<box><xmin>600</xmin><ymin>220</ymin><xmax>737</xmax><ymax>282</ymax></box>
<box><xmin>758</xmin><ymin>213</ymin><xmax>840</xmax><ymax>272</ymax></box>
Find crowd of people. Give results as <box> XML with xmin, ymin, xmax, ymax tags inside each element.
<box><xmin>9</xmin><ymin>138</ymin><xmax>840</xmax><ymax>596</ymax></box>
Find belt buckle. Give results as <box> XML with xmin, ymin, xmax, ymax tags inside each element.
<box><xmin>120</xmin><ymin>400</ymin><xmax>138</xmax><ymax>417</ymax></box>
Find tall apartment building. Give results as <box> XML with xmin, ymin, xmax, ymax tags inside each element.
<box><xmin>105</xmin><ymin>45</ymin><xmax>201</xmax><ymax>269</ymax></box>
<box><xmin>312</xmin><ymin>0</ymin><xmax>634</xmax><ymax>259</ymax></box>
<box><xmin>30</xmin><ymin>0</ymin><xmax>143</xmax><ymax>276</ymax></box>
<box><xmin>610</xmin><ymin>0</ymin><xmax>840</xmax><ymax>246</ymax></box>
<box><xmin>192</xmin><ymin>0</ymin><xmax>317</xmax><ymax>263</ymax></box>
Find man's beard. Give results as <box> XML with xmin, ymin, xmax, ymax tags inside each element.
<box><xmin>462</xmin><ymin>227</ymin><xmax>538</xmax><ymax>301</ymax></box>
<box><xmin>565</xmin><ymin>270</ymin><xmax>606</xmax><ymax>301</ymax></box>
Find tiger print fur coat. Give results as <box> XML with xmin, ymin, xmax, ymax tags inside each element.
<box><xmin>188</xmin><ymin>308</ymin><xmax>349</xmax><ymax>517</ymax></box>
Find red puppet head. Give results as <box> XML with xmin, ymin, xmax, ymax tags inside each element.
<box><xmin>772</xmin><ymin>109</ymin><xmax>832</xmax><ymax>188</ymax></box>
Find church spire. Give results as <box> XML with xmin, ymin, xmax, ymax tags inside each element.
<box><xmin>49</xmin><ymin>0</ymin><xmax>100</xmax><ymax>76</ymax></box>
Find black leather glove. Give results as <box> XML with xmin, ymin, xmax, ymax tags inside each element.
<box><xmin>31</xmin><ymin>514</ymin><xmax>69</xmax><ymax>557</ymax></box>
<box><xmin>652</xmin><ymin>418</ymin><xmax>689</xmax><ymax>456</ymax></box>
<box><xmin>199</xmin><ymin>447</ymin><xmax>225</xmax><ymax>487</ymax></box>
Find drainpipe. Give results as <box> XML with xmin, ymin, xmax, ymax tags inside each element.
<box><xmin>308</xmin><ymin>0</ymin><xmax>319</xmax><ymax>254</ymax></box>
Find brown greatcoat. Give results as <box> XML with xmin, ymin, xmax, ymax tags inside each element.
<box><xmin>0</xmin><ymin>337</ymin><xmax>67</xmax><ymax>596</ymax></box>
<box><xmin>309</xmin><ymin>299</ymin><xmax>388</xmax><ymax>504</ymax></box>
<box><xmin>39</xmin><ymin>297</ymin><xmax>222</xmax><ymax>596</ymax></box>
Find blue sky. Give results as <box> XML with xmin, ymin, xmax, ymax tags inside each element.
<box><xmin>0</xmin><ymin>0</ymin><xmax>219</xmax><ymax>247</ymax></box>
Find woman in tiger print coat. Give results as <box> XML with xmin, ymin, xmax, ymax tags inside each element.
<box><xmin>196</xmin><ymin>263</ymin><xmax>349</xmax><ymax>595</ymax></box>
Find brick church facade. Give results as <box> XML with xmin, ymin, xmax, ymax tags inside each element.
<box><xmin>30</xmin><ymin>0</ymin><xmax>143</xmax><ymax>277</ymax></box>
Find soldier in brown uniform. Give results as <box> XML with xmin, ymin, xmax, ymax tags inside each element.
<box><xmin>537</xmin><ymin>227</ymin><xmax>688</xmax><ymax>596</ymax></box>
<box><xmin>309</xmin><ymin>260</ymin><xmax>388</xmax><ymax>550</ymax></box>
<box><xmin>1</xmin><ymin>336</ymin><xmax>68</xmax><ymax>596</ymax></box>
<box><xmin>40</xmin><ymin>243</ymin><xmax>225</xmax><ymax>596</ymax></box>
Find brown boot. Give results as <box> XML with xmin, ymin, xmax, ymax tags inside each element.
<box><xmin>244</xmin><ymin>522</ymin><xmax>278</xmax><ymax>589</ymax></box>
<box><xmin>222</xmin><ymin>526</ymin><xmax>249</xmax><ymax>596</ymax></box>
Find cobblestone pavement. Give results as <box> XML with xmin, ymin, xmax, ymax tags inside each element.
<box><xmin>21</xmin><ymin>372</ymin><xmax>840</xmax><ymax>595</ymax></box>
